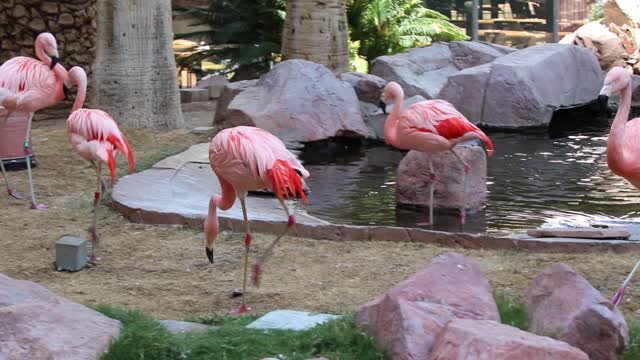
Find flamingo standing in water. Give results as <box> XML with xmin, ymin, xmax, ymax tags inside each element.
<box><xmin>380</xmin><ymin>81</ymin><xmax>494</xmax><ymax>225</ymax></box>
<box><xmin>206</xmin><ymin>126</ymin><xmax>309</xmax><ymax>313</ymax></box>
<box><xmin>65</xmin><ymin>66</ymin><xmax>134</xmax><ymax>262</ymax></box>
<box><xmin>599</xmin><ymin>67</ymin><xmax>640</xmax><ymax>305</ymax></box>
<box><xmin>0</xmin><ymin>32</ymin><xmax>68</xmax><ymax>209</ymax></box>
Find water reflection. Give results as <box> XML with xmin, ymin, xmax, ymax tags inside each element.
<box><xmin>300</xmin><ymin>114</ymin><xmax>640</xmax><ymax>235</ymax></box>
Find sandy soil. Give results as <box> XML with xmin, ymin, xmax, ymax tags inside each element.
<box><xmin>2</xmin><ymin>108</ymin><xmax>640</xmax><ymax>320</ymax></box>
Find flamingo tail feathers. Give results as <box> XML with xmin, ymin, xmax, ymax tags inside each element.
<box><xmin>107</xmin><ymin>132</ymin><xmax>135</xmax><ymax>174</ymax></box>
<box><xmin>107</xmin><ymin>148</ymin><xmax>116</xmax><ymax>185</ymax></box>
<box><xmin>268</xmin><ymin>160</ymin><xmax>307</xmax><ymax>204</ymax></box>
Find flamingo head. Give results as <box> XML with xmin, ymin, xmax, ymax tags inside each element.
<box><xmin>204</xmin><ymin>194</ymin><xmax>221</xmax><ymax>264</ymax></box>
<box><xmin>380</xmin><ymin>82</ymin><xmax>404</xmax><ymax>114</ymax></box>
<box><xmin>600</xmin><ymin>66</ymin><xmax>631</xmax><ymax>97</ymax></box>
<box><xmin>65</xmin><ymin>66</ymin><xmax>88</xmax><ymax>89</ymax></box>
<box><xmin>36</xmin><ymin>33</ymin><xmax>59</xmax><ymax>69</ymax></box>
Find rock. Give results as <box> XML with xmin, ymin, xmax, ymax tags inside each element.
<box><xmin>214</xmin><ymin>79</ymin><xmax>258</xmax><ymax>124</ymax></box>
<box><xmin>526</xmin><ymin>263</ymin><xmax>629</xmax><ymax>360</ymax></box>
<box><xmin>222</xmin><ymin>59</ymin><xmax>367</xmax><ymax>143</ymax></box>
<box><xmin>196</xmin><ymin>74</ymin><xmax>229</xmax><ymax>99</ymax></box>
<box><xmin>356</xmin><ymin>252</ymin><xmax>499</xmax><ymax>360</ymax></box>
<box><xmin>340</xmin><ymin>72</ymin><xmax>387</xmax><ymax>104</ymax></box>
<box><xmin>604</xmin><ymin>0</ymin><xmax>640</xmax><ymax>27</ymax></box>
<box><xmin>180</xmin><ymin>88</ymin><xmax>209</xmax><ymax>103</ymax></box>
<box><xmin>247</xmin><ymin>310</ymin><xmax>341</xmax><ymax>331</ymax></box>
<box><xmin>560</xmin><ymin>21</ymin><xmax>628</xmax><ymax>71</ymax></box>
<box><xmin>370</xmin><ymin>41</ymin><xmax>514</xmax><ymax>99</ymax></box>
<box><xmin>0</xmin><ymin>273</ymin><xmax>121</xmax><ymax>360</ymax></box>
<box><xmin>159</xmin><ymin>320</ymin><xmax>215</xmax><ymax>334</ymax></box>
<box><xmin>439</xmin><ymin>44</ymin><xmax>603</xmax><ymax>127</ymax></box>
<box><xmin>396</xmin><ymin>145</ymin><xmax>488</xmax><ymax>212</ymax></box>
<box><xmin>430</xmin><ymin>318</ymin><xmax>589</xmax><ymax>360</ymax></box>
<box><xmin>632</xmin><ymin>74</ymin><xmax>640</xmax><ymax>107</ymax></box>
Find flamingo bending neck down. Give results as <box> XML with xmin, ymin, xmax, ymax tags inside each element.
<box><xmin>206</xmin><ymin>126</ymin><xmax>309</xmax><ymax>314</ymax></box>
<box><xmin>65</xmin><ymin>66</ymin><xmax>135</xmax><ymax>262</ymax></box>
<box><xmin>381</xmin><ymin>81</ymin><xmax>494</xmax><ymax>226</ymax></box>
<box><xmin>0</xmin><ymin>32</ymin><xmax>68</xmax><ymax>209</ymax></box>
<box><xmin>600</xmin><ymin>67</ymin><xmax>640</xmax><ymax>306</ymax></box>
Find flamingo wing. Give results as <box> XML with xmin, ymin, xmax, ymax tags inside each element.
<box><xmin>67</xmin><ymin>109</ymin><xmax>135</xmax><ymax>183</ymax></box>
<box><xmin>0</xmin><ymin>57</ymin><xmax>56</xmax><ymax>93</ymax></box>
<box><xmin>209</xmin><ymin>126</ymin><xmax>308</xmax><ymax>201</ymax></box>
<box><xmin>404</xmin><ymin>99</ymin><xmax>494</xmax><ymax>152</ymax></box>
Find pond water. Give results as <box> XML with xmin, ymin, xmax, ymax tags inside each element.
<box><xmin>299</xmin><ymin>109</ymin><xmax>640</xmax><ymax>235</ymax></box>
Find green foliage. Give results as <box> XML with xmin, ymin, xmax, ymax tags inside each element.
<box><xmin>623</xmin><ymin>320</ymin><xmax>640</xmax><ymax>360</ymax></box>
<box><xmin>349</xmin><ymin>40</ymin><xmax>369</xmax><ymax>73</ymax></box>
<box><xmin>588</xmin><ymin>1</ymin><xmax>604</xmax><ymax>22</ymax></box>
<box><xmin>99</xmin><ymin>306</ymin><xmax>387</xmax><ymax>360</ymax></box>
<box><xmin>173</xmin><ymin>0</ymin><xmax>286</xmax><ymax>77</ymax></box>
<box><xmin>98</xmin><ymin>305</ymin><xmax>186</xmax><ymax>360</ymax></box>
<box><xmin>347</xmin><ymin>0</ymin><xmax>468</xmax><ymax>62</ymax></box>
<box><xmin>494</xmin><ymin>293</ymin><xmax>528</xmax><ymax>330</ymax></box>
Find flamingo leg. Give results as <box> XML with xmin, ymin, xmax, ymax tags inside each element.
<box><xmin>89</xmin><ymin>162</ymin><xmax>103</xmax><ymax>262</ymax></box>
<box><xmin>0</xmin><ymin>159</ymin><xmax>23</xmax><ymax>199</ymax></box>
<box><xmin>428</xmin><ymin>158</ymin><xmax>435</xmax><ymax>226</ymax></box>
<box><xmin>252</xmin><ymin>198</ymin><xmax>295</xmax><ymax>288</ymax></box>
<box><xmin>24</xmin><ymin>113</ymin><xmax>47</xmax><ymax>210</ymax></box>
<box><xmin>231</xmin><ymin>196</ymin><xmax>252</xmax><ymax>314</ymax></box>
<box><xmin>612</xmin><ymin>258</ymin><xmax>640</xmax><ymax>306</ymax></box>
<box><xmin>450</xmin><ymin>149</ymin><xmax>470</xmax><ymax>225</ymax></box>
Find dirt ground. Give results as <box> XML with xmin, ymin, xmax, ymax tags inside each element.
<box><xmin>3</xmin><ymin>105</ymin><xmax>640</xmax><ymax>320</ymax></box>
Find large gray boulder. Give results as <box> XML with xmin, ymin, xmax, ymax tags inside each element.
<box><xmin>439</xmin><ymin>44</ymin><xmax>603</xmax><ymax>128</ymax></box>
<box><xmin>526</xmin><ymin>263</ymin><xmax>629</xmax><ymax>360</ymax></box>
<box><xmin>0</xmin><ymin>273</ymin><xmax>121</xmax><ymax>360</ymax></box>
<box><xmin>214</xmin><ymin>79</ymin><xmax>258</xmax><ymax>124</ymax></box>
<box><xmin>219</xmin><ymin>59</ymin><xmax>368</xmax><ymax>143</ymax></box>
<box><xmin>340</xmin><ymin>72</ymin><xmax>387</xmax><ymax>104</ymax></box>
<box><xmin>370</xmin><ymin>41</ymin><xmax>515</xmax><ymax>99</ymax></box>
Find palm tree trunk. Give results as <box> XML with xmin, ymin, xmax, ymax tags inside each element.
<box><xmin>281</xmin><ymin>0</ymin><xmax>350</xmax><ymax>74</ymax></box>
<box><xmin>93</xmin><ymin>0</ymin><xmax>184</xmax><ymax>128</ymax></box>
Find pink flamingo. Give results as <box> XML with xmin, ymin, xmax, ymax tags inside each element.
<box><xmin>65</xmin><ymin>66</ymin><xmax>135</xmax><ymax>262</ymax></box>
<box><xmin>599</xmin><ymin>67</ymin><xmax>640</xmax><ymax>305</ymax></box>
<box><xmin>205</xmin><ymin>126</ymin><xmax>309</xmax><ymax>313</ymax></box>
<box><xmin>0</xmin><ymin>32</ymin><xmax>68</xmax><ymax>209</ymax></box>
<box><xmin>380</xmin><ymin>81</ymin><xmax>494</xmax><ymax>225</ymax></box>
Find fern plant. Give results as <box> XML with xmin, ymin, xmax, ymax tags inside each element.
<box><xmin>347</xmin><ymin>0</ymin><xmax>469</xmax><ymax>62</ymax></box>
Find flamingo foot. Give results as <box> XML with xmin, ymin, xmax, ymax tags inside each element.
<box><xmin>460</xmin><ymin>211</ymin><xmax>467</xmax><ymax>225</ymax></box>
<box><xmin>429</xmin><ymin>174</ymin><xmax>437</xmax><ymax>183</ymax></box>
<box><xmin>612</xmin><ymin>287</ymin><xmax>625</xmax><ymax>306</ymax></box>
<box><xmin>252</xmin><ymin>263</ymin><xmax>263</xmax><ymax>288</ymax></box>
<box><xmin>8</xmin><ymin>188</ymin><xmax>23</xmax><ymax>200</ymax></box>
<box><xmin>30</xmin><ymin>202</ymin><xmax>48</xmax><ymax>210</ymax></box>
<box><xmin>89</xmin><ymin>255</ymin><xmax>102</xmax><ymax>262</ymax></box>
<box><xmin>464</xmin><ymin>164</ymin><xmax>471</xmax><ymax>174</ymax></box>
<box><xmin>229</xmin><ymin>304</ymin><xmax>251</xmax><ymax>314</ymax></box>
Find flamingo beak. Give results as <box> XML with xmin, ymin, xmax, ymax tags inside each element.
<box><xmin>206</xmin><ymin>246</ymin><xmax>214</xmax><ymax>264</ymax></box>
<box><xmin>50</xmin><ymin>56</ymin><xmax>59</xmax><ymax>70</ymax></box>
<box><xmin>378</xmin><ymin>100</ymin><xmax>387</xmax><ymax>114</ymax></box>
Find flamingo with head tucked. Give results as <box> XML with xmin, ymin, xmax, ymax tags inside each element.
<box><xmin>65</xmin><ymin>66</ymin><xmax>134</xmax><ymax>262</ymax></box>
<box><xmin>206</xmin><ymin>125</ymin><xmax>309</xmax><ymax>314</ymax></box>
<box><xmin>380</xmin><ymin>81</ymin><xmax>494</xmax><ymax>226</ymax></box>
<box><xmin>0</xmin><ymin>32</ymin><xmax>68</xmax><ymax>209</ymax></box>
<box><xmin>599</xmin><ymin>67</ymin><xmax>640</xmax><ymax>306</ymax></box>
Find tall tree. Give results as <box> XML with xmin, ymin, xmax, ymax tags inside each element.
<box><xmin>281</xmin><ymin>0</ymin><xmax>350</xmax><ymax>73</ymax></box>
<box><xmin>93</xmin><ymin>0</ymin><xmax>184</xmax><ymax>128</ymax></box>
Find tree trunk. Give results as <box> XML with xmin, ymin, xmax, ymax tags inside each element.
<box><xmin>281</xmin><ymin>0</ymin><xmax>350</xmax><ymax>74</ymax></box>
<box><xmin>93</xmin><ymin>0</ymin><xmax>183</xmax><ymax>128</ymax></box>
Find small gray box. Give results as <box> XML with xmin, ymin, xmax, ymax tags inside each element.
<box><xmin>56</xmin><ymin>236</ymin><xmax>87</xmax><ymax>271</ymax></box>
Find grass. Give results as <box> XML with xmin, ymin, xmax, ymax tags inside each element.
<box><xmin>98</xmin><ymin>306</ymin><xmax>387</xmax><ymax>360</ymax></box>
<box><xmin>99</xmin><ymin>297</ymin><xmax>640</xmax><ymax>359</ymax></box>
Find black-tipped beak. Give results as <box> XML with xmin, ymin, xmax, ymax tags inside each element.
<box><xmin>63</xmin><ymin>84</ymin><xmax>70</xmax><ymax>100</ymax></box>
<box><xmin>206</xmin><ymin>247</ymin><xmax>214</xmax><ymax>264</ymax></box>
<box><xmin>50</xmin><ymin>56</ymin><xmax>59</xmax><ymax>70</ymax></box>
<box><xmin>378</xmin><ymin>100</ymin><xmax>387</xmax><ymax>114</ymax></box>
<box><xmin>597</xmin><ymin>94</ymin><xmax>609</xmax><ymax>104</ymax></box>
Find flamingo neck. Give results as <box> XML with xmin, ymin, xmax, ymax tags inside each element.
<box><xmin>607</xmin><ymin>84</ymin><xmax>632</xmax><ymax>172</ymax></box>
<box><xmin>384</xmin><ymin>90</ymin><xmax>403</xmax><ymax>146</ymax></box>
<box><xmin>204</xmin><ymin>175</ymin><xmax>237</xmax><ymax>250</ymax></box>
<box><xmin>34</xmin><ymin>40</ymin><xmax>51</xmax><ymax>66</ymax></box>
<box><xmin>72</xmin><ymin>77</ymin><xmax>87</xmax><ymax>112</ymax></box>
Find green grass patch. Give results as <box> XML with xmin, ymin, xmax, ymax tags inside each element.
<box><xmin>99</xmin><ymin>306</ymin><xmax>387</xmax><ymax>360</ymax></box>
<box><xmin>624</xmin><ymin>320</ymin><xmax>640</xmax><ymax>360</ymax></box>
<box><xmin>495</xmin><ymin>293</ymin><xmax>528</xmax><ymax>330</ymax></box>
